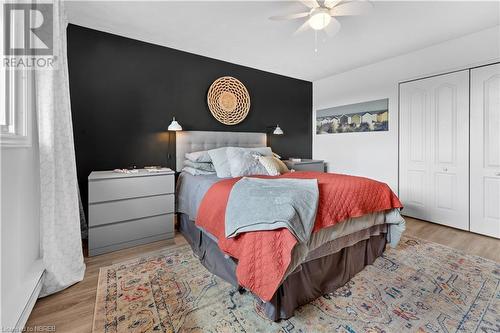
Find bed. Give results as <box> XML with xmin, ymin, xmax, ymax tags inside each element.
<box><xmin>175</xmin><ymin>131</ymin><xmax>405</xmax><ymax>321</ymax></box>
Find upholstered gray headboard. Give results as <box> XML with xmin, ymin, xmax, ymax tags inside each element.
<box><xmin>175</xmin><ymin>131</ymin><xmax>267</xmax><ymax>171</ymax></box>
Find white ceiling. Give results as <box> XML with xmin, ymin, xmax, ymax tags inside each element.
<box><xmin>65</xmin><ymin>1</ymin><xmax>500</xmax><ymax>81</ymax></box>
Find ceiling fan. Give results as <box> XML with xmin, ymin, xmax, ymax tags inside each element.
<box><xmin>269</xmin><ymin>0</ymin><xmax>373</xmax><ymax>36</ymax></box>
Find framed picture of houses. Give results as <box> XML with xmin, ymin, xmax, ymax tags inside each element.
<box><xmin>316</xmin><ymin>98</ymin><xmax>389</xmax><ymax>134</ymax></box>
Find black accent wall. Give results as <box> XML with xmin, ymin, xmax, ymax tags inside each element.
<box><xmin>67</xmin><ymin>24</ymin><xmax>312</xmax><ymax>211</ymax></box>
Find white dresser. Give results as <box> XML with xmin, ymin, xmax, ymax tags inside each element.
<box><xmin>88</xmin><ymin>169</ymin><xmax>175</xmax><ymax>256</ymax></box>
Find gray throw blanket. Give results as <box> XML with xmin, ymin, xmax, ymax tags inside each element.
<box><xmin>225</xmin><ymin>177</ymin><xmax>319</xmax><ymax>243</ymax></box>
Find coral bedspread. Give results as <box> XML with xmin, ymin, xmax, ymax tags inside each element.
<box><xmin>195</xmin><ymin>171</ymin><xmax>402</xmax><ymax>301</ymax></box>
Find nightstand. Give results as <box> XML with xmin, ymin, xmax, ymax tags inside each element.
<box><xmin>284</xmin><ymin>159</ymin><xmax>325</xmax><ymax>172</ymax></box>
<box><xmin>88</xmin><ymin>169</ymin><xmax>175</xmax><ymax>256</ymax></box>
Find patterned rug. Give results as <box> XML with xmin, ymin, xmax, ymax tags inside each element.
<box><xmin>93</xmin><ymin>236</ymin><xmax>500</xmax><ymax>333</ymax></box>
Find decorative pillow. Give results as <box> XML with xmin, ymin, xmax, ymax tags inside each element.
<box><xmin>257</xmin><ymin>156</ymin><xmax>290</xmax><ymax>176</ymax></box>
<box><xmin>185</xmin><ymin>150</ymin><xmax>211</xmax><ymax>163</ymax></box>
<box><xmin>226</xmin><ymin>147</ymin><xmax>270</xmax><ymax>177</ymax></box>
<box><xmin>183</xmin><ymin>160</ymin><xmax>215</xmax><ymax>172</ymax></box>
<box><xmin>182</xmin><ymin>166</ymin><xmax>215</xmax><ymax>176</ymax></box>
<box><xmin>208</xmin><ymin>146</ymin><xmax>274</xmax><ymax>178</ymax></box>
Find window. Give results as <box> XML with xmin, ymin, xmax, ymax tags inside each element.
<box><xmin>0</xmin><ymin>71</ymin><xmax>6</xmax><ymax>127</ymax></box>
<box><xmin>0</xmin><ymin>69</ymin><xmax>32</xmax><ymax>147</ymax></box>
<box><xmin>0</xmin><ymin>5</ymin><xmax>32</xmax><ymax>147</ymax></box>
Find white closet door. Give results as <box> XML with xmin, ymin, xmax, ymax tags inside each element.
<box><xmin>470</xmin><ymin>63</ymin><xmax>500</xmax><ymax>238</ymax></box>
<box><xmin>400</xmin><ymin>83</ymin><xmax>430</xmax><ymax>220</ymax></box>
<box><xmin>400</xmin><ymin>70</ymin><xmax>469</xmax><ymax>230</ymax></box>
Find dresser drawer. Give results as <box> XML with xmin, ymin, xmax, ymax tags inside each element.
<box><xmin>89</xmin><ymin>213</ymin><xmax>174</xmax><ymax>251</ymax></box>
<box><xmin>89</xmin><ymin>194</ymin><xmax>174</xmax><ymax>227</ymax></box>
<box><xmin>89</xmin><ymin>174</ymin><xmax>174</xmax><ymax>203</ymax></box>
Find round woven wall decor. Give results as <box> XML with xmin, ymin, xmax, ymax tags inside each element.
<box><xmin>207</xmin><ymin>76</ymin><xmax>250</xmax><ymax>125</ymax></box>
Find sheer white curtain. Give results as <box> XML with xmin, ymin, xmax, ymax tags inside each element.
<box><xmin>36</xmin><ymin>0</ymin><xmax>85</xmax><ymax>296</ymax></box>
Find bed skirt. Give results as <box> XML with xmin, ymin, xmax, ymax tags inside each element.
<box><xmin>178</xmin><ymin>213</ymin><xmax>387</xmax><ymax>321</ymax></box>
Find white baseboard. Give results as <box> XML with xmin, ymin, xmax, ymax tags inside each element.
<box><xmin>14</xmin><ymin>270</ymin><xmax>45</xmax><ymax>331</ymax></box>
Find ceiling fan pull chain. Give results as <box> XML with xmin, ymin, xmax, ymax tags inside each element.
<box><xmin>314</xmin><ymin>30</ymin><xmax>318</xmax><ymax>53</ymax></box>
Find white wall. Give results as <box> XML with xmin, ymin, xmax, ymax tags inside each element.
<box><xmin>313</xmin><ymin>26</ymin><xmax>500</xmax><ymax>193</ymax></box>
<box><xmin>1</xmin><ymin>102</ymin><xmax>43</xmax><ymax>330</ymax></box>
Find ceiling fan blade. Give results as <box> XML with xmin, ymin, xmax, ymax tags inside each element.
<box><xmin>269</xmin><ymin>12</ymin><xmax>310</xmax><ymax>21</ymax></box>
<box><xmin>323</xmin><ymin>17</ymin><xmax>341</xmax><ymax>37</ymax></box>
<box><xmin>298</xmin><ymin>0</ymin><xmax>319</xmax><ymax>9</ymax></box>
<box><xmin>324</xmin><ymin>0</ymin><xmax>342</xmax><ymax>9</ymax></box>
<box><xmin>330</xmin><ymin>1</ymin><xmax>373</xmax><ymax>16</ymax></box>
<box><xmin>293</xmin><ymin>19</ymin><xmax>311</xmax><ymax>36</ymax></box>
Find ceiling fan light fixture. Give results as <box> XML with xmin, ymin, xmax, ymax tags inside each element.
<box><xmin>308</xmin><ymin>8</ymin><xmax>331</xmax><ymax>30</ymax></box>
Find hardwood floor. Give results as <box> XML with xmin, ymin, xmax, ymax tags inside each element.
<box><xmin>404</xmin><ymin>216</ymin><xmax>500</xmax><ymax>262</ymax></box>
<box><xmin>25</xmin><ymin>217</ymin><xmax>499</xmax><ymax>332</ymax></box>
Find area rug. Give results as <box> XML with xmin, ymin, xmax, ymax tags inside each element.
<box><xmin>93</xmin><ymin>236</ymin><xmax>500</xmax><ymax>333</ymax></box>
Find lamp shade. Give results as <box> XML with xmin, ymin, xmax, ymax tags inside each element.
<box><xmin>273</xmin><ymin>124</ymin><xmax>284</xmax><ymax>135</ymax></box>
<box><xmin>167</xmin><ymin>117</ymin><xmax>182</xmax><ymax>131</ymax></box>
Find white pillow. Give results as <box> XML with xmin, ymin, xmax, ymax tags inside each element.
<box><xmin>226</xmin><ymin>147</ymin><xmax>270</xmax><ymax>177</ymax></box>
<box><xmin>185</xmin><ymin>150</ymin><xmax>211</xmax><ymax>163</ymax></box>
<box><xmin>208</xmin><ymin>146</ymin><xmax>273</xmax><ymax>178</ymax></box>
<box><xmin>208</xmin><ymin>147</ymin><xmax>232</xmax><ymax>178</ymax></box>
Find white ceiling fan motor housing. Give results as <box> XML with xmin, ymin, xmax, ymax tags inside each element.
<box><xmin>309</xmin><ymin>7</ymin><xmax>331</xmax><ymax>30</ymax></box>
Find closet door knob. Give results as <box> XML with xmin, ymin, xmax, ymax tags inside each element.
<box><xmin>495</xmin><ymin>172</ymin><xmax>500</xmax><ymax>176</ymax></box>
<box><xmin>443</xmin><ymin>168</ymin><xmax>448</xmax><ymax>172</ymax></box>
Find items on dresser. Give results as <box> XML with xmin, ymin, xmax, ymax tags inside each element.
<box><xmin>113</xmin><ymin>168</ymin><xmax>139</xmax><ymax>174</ymax></box>
<box><xmin>146</xmin><ymin>167</ymin><xmax>173</xmax><ymax>173</ymax></box>
<box><xmin>144</xmin><ymin>165</ymin><xmax>163</xmax><ymax>170</ymax></box>
<box><xmin>88</xmin><ymin>169</ymin><xmax>175</xmax><ymax>256</ymax></box>
<box><xmin>283</xmin><ymin>159</ymin><xmax>325</xmax><ymax>172</ymax></box>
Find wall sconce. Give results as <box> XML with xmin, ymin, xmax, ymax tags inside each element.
<box><xmin>273</xmin><ymin>124</ymin><xmax>284</xmax><ymax>135</ymax></box>
<box><xmin>168</xmin><ymin>117</ymin><xmax>182</xmax><ymax>131</ymax></box>
<box><xmin>167</xmin><ymin>117</ymin><xmax>182</xmax><ymax>169</ymax></box>
<box><xmin>266</xmin><ymin>124</ymin><xmax>284</xmax><ymax>150</ymax></box>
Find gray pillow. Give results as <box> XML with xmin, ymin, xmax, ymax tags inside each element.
<box><xmin>183</xmin><ymin>160</ymin><xmax>215</xmax><ymax>172</ymax></box>
<box><xmin>182</xmin><ymin>166</ymin><xmax>215</xmax><ymax>176</ymax></box>
<box><xmin>248</xmin><ymin>146</ymin><xmax>273</xmax><ymax>157</ymax></box>
<box><xmin>185</xmin><ymin>150</ymin><xmax>211</xmax><ymax>163</ymax></box>
<box><xmin>208</xmin><ymin>147</ymin><xmax>232</xmax><ymax>178</ymax></box>
<box><xmin>226</xmin><ymin>147</ymin><xmax>270</xmax><ymax>177</ymax></box>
